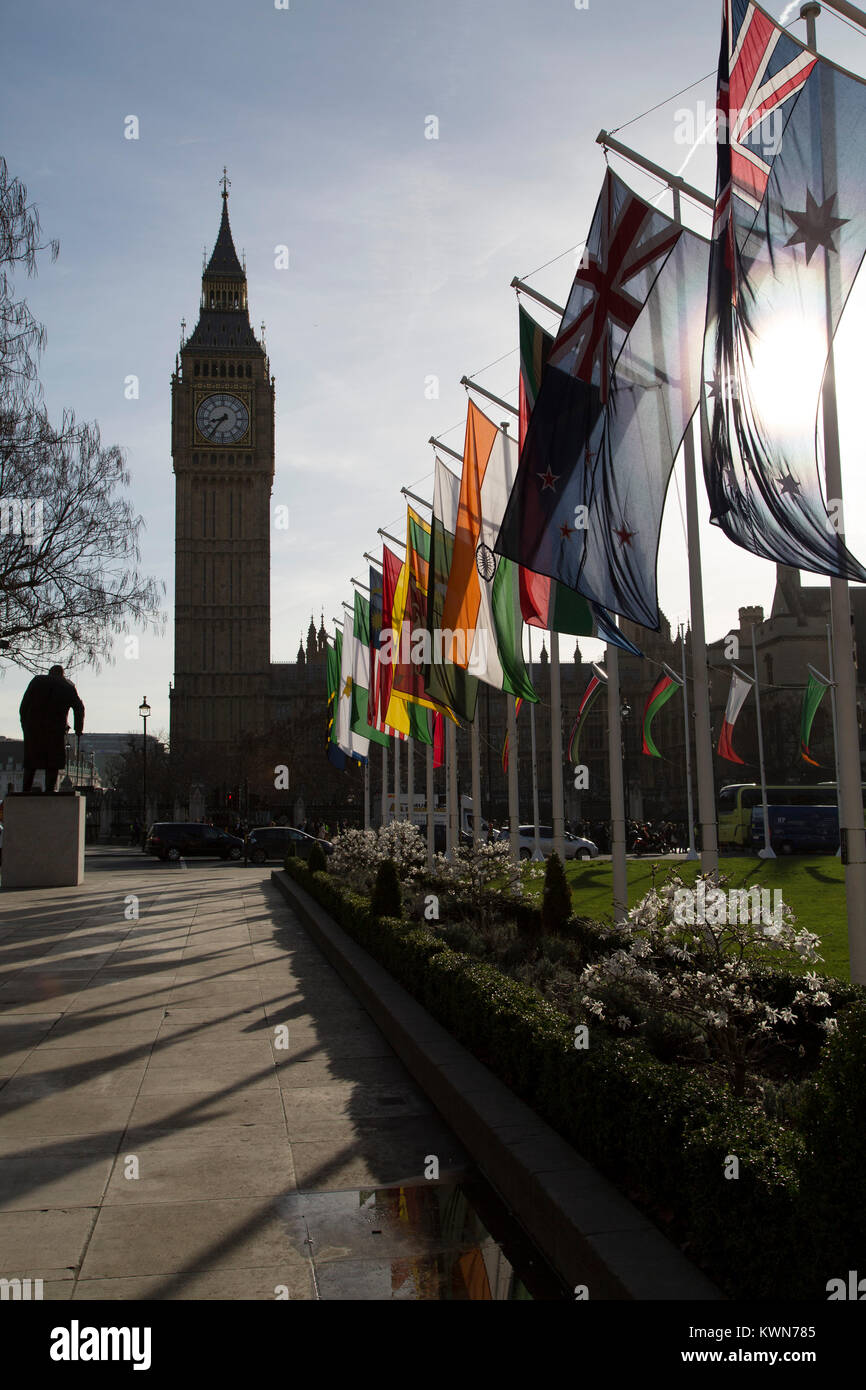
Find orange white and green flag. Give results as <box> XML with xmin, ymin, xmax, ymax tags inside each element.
<box><xmin>441</xmin><ymin>400</ymin><xmax>536</xmax><ymax>701</ymax></box>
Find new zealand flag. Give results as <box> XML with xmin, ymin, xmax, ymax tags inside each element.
<box><xmin>701</xmin><ymin>0</ymin><xmax>866</xmax><ymax>580</ymax></box>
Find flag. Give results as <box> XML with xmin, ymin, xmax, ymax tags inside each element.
<box><xmin>441</xmin><ymin>400</ymin><xmax>537</xmax><ymax>700</ymax></box>
<box><xmin>326</xmin><ymin>634</ymin><xmax>347</xmax><ymax>770</ymax></box>
<box><xmin>384</xmin><ymin>510</ymin><xmax>457</xmax><ymax>737</ymax></box>
<box><xmin>425</xmin><ymin>457</ymin><xmax>480</xmax><ymax>722</ymax></box>
<box><xmin>351</xmin><ymin>590</ymin><xmax>391</xmax><ymax>747</ymax></box>
<box><xmin>502</xmin><ymin>697</ymin><xmax>523</xmax><ymax>773</ymax></box>
<box><xmin>516</xmin><ymin>305</ymin><xmax>642</xmax><ymax>657</ymax></box>
<box><xmin>337</xmin><ymin>609</ymin><xmax>368</xmax><ymax>765</ymax></box>
<box><xmin>800</xmin><ymin>669</ymin><xmax>830</xmax><ymax>766</ymax></box>
<box><xmin>641</xmin><ymin>669</ymin><xmax>682</xmax><ymax>757</ymax></box>
<box><xmin>369</xmin><ymin>551</ymin><xmax>407</xmax><ymax>741</ymax></box>
<box><xmin>701</xmin><ymin>0</ymin><xmax>866</xmax><ymax>582</ymax></box>
<box><xmin>496</xmin><ymin>167</ymin><xmax>710</xmax><ymax>629</ymax></box>
<box><xmin>718</xmin><ymin>669</ymin><xmax>752</xmax><ymax>763</ymax></box>
<box><xmin>567</xmin><ymin>664</ymin><xmax>607</xmax><ymax>763</ymax></box>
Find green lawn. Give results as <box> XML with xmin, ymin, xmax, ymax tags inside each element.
<box><xmin>543</xmin><ymin>855</ymin><xmax>852</xmax><ymax>980</ymax></box>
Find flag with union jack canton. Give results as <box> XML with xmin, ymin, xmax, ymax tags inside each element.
<box><xmin>701</xmin><ymin>0</ymin><xmax>866</xmax><ymax>581</ymax></box>
<box><xmin>495</xmin><ymin>168</ymin><xmax>709</xmax><ymax>630</ymax></box>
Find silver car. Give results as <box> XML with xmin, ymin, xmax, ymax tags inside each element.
<box><xmin>498</xmin><ymin>824</ymin><xmax>598</xmax><ymax>861</ymax></box>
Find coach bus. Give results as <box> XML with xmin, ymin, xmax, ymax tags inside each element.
<box><xmin>718</xmin><ymin>783</ymin><xmax>842</xmax><ymax>849</ymax></box>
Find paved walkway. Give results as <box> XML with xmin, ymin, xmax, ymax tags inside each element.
<box><xmin>0</xmin><ymin>850</ymin><xmax>474</xmax><ymax>1300</ymax></box>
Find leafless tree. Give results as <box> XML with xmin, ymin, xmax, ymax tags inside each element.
<box><xmin>0</xmin><ymin>156</ymin><xmax>164</xmax><ymax>671</ymax></box>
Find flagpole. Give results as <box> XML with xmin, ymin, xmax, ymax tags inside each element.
<box><xmin>470</xmin><ymin>719</ymin><xmax>482</xmax><ymax>847</ymax></box>
<box><xmin>804</xmin><ymin>2</ymin><xmax>866</xmax><ymax>980</ymax></box>
<box><xmin>393</xmin><ymin>728</ymin><xmax>400</xmax><ymax>822</ymax></box>
<box><xmin>671</xmin><ymin>182</ymin><xmax>719</xmax><ymax>877</ymax></box>
<box><xmin>426</xmin><ymin>738</ymin><xmax>435</xmax><ymax>867</ymax></box>
<box><xmin>679</xmin><ymin>623</ymin><xmax>698</xmax><ymax>861</ymax></box>
<box><xmin>507</xmin><ymin>693</ymin><xmax>520</xmax><ymax>865</ymax></box>
<box><xmin>749</xmin><ymin>635</ymin><xmax>774</xmax><ymax>860</ymax></box>
<box><xmin>549</xmin><ymin>637</ymin><xmax>566</xmax><ymax>862</ymax></box>
<box><xmin>364</xmin><ymin>760</ymin><xmax>370</xmax><ymax>831</ymax></box>
<box><xmin>528</xmin><ymin>629</ymin><xmax>542</xmax><ymax>859</ymax></box>
<box><xmin>826</xmin><ymin>623</ymin><xmax>842</xmax><ymax>856</ymax></box>
<box><xmin>407</xmin><ymin>735</ymin><xmax>415</xmax><ymax>833</ymax></box>
<box><xmin>447</xmin><ymin>718</ymin><xmax>459</xmax><ymax>860</ymax></box>
<box><xmin>606</xmin><ymin>640</ymin><xmax>628</xmax><ymax>922</ymax></box>
<box><xmin>381</xmin><ymin>743</ymin><xmax>388</xmax><ymax>828</ymax></box>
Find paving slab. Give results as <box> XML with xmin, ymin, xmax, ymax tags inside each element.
<box><xmin>0</xmin><ymin>853</ymin><xmax>535</xmax><ymax>1301</ymax></box>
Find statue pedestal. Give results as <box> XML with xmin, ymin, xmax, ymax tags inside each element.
<box><xmin>2</xmin><ymin>795</ymin><xmax>85</xmax><ymax>889</ymax></box>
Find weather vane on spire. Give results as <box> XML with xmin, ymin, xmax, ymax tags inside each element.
<box><xmin>220</xmin><ymin>167</ymin><xmax>231</xmax><ymax>199</ymax></box>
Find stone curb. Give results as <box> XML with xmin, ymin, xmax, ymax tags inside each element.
<box><xmin>271</xmin><ymin>869</ymin><xmax>722</xmax><ymax>1301</ymax></box>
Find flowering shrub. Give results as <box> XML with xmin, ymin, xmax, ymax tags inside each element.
<box><xmin>578</xmin><ymin>872</ymin><xmax>836</xmax><ymax>1095</ymax></box>
<box><xmin>328</xmin><ymin>821</ymin><xmax>427</xmax><ymax>895</ymax></box>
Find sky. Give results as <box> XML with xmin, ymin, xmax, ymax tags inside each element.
<box><xmin>3</xmin><ymin>0</ymin><xmax>866</xmax><ymax>739</ymax></box>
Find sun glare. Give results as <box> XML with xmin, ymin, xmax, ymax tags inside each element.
<box><xmin>746</xmin><ymin>316</ymin><xmax>829</xmax><ymax>436</ymax></box>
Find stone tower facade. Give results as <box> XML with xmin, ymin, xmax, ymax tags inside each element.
<box><xmin>169</xmin><ymin>182</ymin><xmax>275</xmax><ymax>777</ymax></box>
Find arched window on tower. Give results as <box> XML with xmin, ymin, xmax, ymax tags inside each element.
<box><xmin>194</xmin><ymin>361</ymin><xmax>200</xmax><ymax>376</ymax></box>
<box><xmin>228</xmin><ymin>364</ymin><xmax>234</xmax><ymax>378</ymax></box>
<box><xmin>245</xmin><ymin>364</ymin><xmax>251</xmax><ymax>378</ymax></box>
<box><xmin>220</xmin><ymin>362</ymin><xmax>226</xmax><ymax>377</ymax></box>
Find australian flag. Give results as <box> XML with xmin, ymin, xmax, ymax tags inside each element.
<box><xmin>701</xmin><ymin>0</ymin><xmax>866</xmax><ymax>581</ymax></box>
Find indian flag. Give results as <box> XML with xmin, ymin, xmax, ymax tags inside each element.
<box><xmin>441</xmin><ymin>400</ymin><xmax>536</xmax><ymax>701</ymax></box>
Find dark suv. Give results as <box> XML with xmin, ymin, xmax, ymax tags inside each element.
<box><xmin>145</xmin><ymin>823</ymin><xmax>245</xmax><ymax>862</ymax></box>
<box><xmin>246</xmin><ymin>825</ymin><xmax>333</xmax><ymax>864</ymax></box>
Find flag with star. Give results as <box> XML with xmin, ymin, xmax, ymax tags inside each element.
<box><xmin>441</xmin><ymin>401</ymin><xmax>537</xmax><ymax>700</ymax></box>
<box><xmin>495</xmin><ymin>168</ymin><xmax>709</xmax><ymax>629</ymax></box>
<box><xmin>516</xmin><ymin>306</ymin><xmax>643</xmax><ymax>656</ymax></box>
<box><xmin>701</xmin><ymin>0</ymin><xmax>866</xmax><ymax>581</ymax></box>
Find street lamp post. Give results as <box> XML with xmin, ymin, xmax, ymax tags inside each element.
<box><xmin>139</xmin><ymin>697</ymin><xmax>151</xmax><ymax>847</ymax></box>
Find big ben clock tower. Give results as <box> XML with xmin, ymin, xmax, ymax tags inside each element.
<box><xmin>170</xmin><ymin>173</ymin><xmax>274</xmax><ymax>785</ymax></box>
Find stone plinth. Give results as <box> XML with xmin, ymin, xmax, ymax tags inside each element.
<box><xmin>2</xmin><ymin>794</ymin><xmax>85</xmax><ymax>888</ymax></box>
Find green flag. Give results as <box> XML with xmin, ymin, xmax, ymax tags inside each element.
<box><xmin>800</xmin><ymin>671</ymin><xmax>829</xmax><ymax>767</ymax></box>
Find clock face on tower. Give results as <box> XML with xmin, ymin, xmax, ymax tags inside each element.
<box><xmin>196</xmin><ymin>392</ymin><xmax>250</xmax><ymax>445</ymax></box>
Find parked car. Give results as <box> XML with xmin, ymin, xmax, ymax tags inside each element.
<box><xmin>145</xmin><ymin>822</ymin><xmax>245</xmax><ymax>862</ymax></box>
<box><xmin>497</xmin><ymin>825</ymin><xmax>599</xmax><ymax>861</ymax></box>
<box><xmin>246</xmin><ymin>825</ymin><xmax>334</xmax><ymax>864</ymax></box>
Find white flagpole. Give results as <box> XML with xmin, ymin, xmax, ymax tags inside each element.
<box><xmin>364</xmin><ymin>760</ymin><xmax>370</xmax><ymax>830</ymax></box>
<box><xmin>381</xmin><ymin>743</ymin><xmax>388</xmax><ymax>828</ymax></box>
<box><xmin>393</xmin><ymin>729</ymin><xmax>400</xmax><ymax>821</ymax></box>
<box><xmin>470</xmin><ymin>719</ymin><xmax>482</xmax><ymax>847</ymax></box>
<box><xmin>447</xmin><ymin>718</ymin><xmax>459</xmax><ymax>859</ymax></box>
<box><xmin>407</xmin><ymin>734</ymin><xmax>415</xmax><ymax>832</ymax></box>
<box><xmin>804</xmin><ymin>3</ymin><xmax>866</xmax><ymax>980</ymax></box>
<box><xmin>426</xmin><ymin>737</ymin><xmax>435</xmax><ymax>867</ymax></box>
<box><xmin>745</xmin><ymin>631</ymin><xmax>775</xmax><ymax>860</ymax></box>
<box><xmin>507</xmin><ymin>693</ymin><xmax>520</xmax><ymax>864</ymax></box>
<box><xmin>826</xmin><ymin>624</ymin><xmax>842</xmax><ymax>856</ymax></box>
<box><xmin>679</xmin><ymin>623</ymin><xmax>698</xmax><ymax>860</ymax></box>
<box><xmin>528</xmin><ymin>628</ymin><xmax>542</xmax><ymax>859</ymax></box>
<box><xmin>606</xmin><ymin>641</ymin><xmax>628</xmax><ymax>922</ymax></box>
<box><xmin>672</xmin><ymin>184</ymin><xmax>719</xmax><ymax>877</ymax></box>
<box><xmin>550</xmin><ymin>636</ymin><xmax>566</xmax><ymax>861</ymax></box>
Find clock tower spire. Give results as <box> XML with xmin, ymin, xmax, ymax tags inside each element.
<box><xmin>170</xmin><ymin>176</ymin><xmax>275</xmax><ymax>795</ymax></box>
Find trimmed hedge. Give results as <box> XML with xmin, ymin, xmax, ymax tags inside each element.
<box><xmin>282</xmin><ymin>857</ymin><xmax>864</xmax><ymax>1299</ymax></box>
